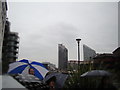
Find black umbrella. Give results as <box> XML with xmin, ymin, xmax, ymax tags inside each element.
<box><xmin>81</xmin><ymin>70</ymin><xmax>111</xmax><ymax>77</ymax></box>
<box><xmin>43</xmin><ymin>72</ymin><xmax>68</xmax><ymax>88</ymax></box>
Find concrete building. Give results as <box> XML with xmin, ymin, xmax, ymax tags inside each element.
<box><xmin>2</xmin><ymin>20</ymin><xmax>19</xmax><ymax>74</ymax></box>
<box><xmin>118</xmin><ymin>2</ymin><xmax>120</xmax><ymax>47</ymax></box>
<box><xmin>0</xmin><ymin>1</ymin><xmax>7</xmax><ymax>74</ymax></box>
<box><xmin>83</xmin><ymin>44</ymin><xmax>96</xmax><ymax>61</ymax></box>
<box><xmin>0</xmin><ymin>1</ymin><xmax>7</xmax><ymax>62</ymax></box>
<box><xmin>58</xmin><ymin>44</ymin><xmax>68</xmax><ymax>71</ymax></box>
<box><xmin>5</xmin><ymin>32</ymin><xmax>19</xmax><ymax>63</ymax></box>
<box><xmin>0</xmin><ymin>1</ymin><xmax>19</xmax><ymax>74</ymax></box>
<box><xmin>68</xmin><ymin>60</ymin><xmax>93</xmax><ymax>71</ymax></box>
<box><xmin>113</xmin><ymin>47</ymin><xmax>120</xmax><ymax>56</ymax></box>
<box><xmin>94</xmin><ymin>47</ymin><xmax>120</xmax><ymax>69</ymax></box>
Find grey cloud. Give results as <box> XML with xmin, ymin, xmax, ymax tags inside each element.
<box><xmin>8</xmin><ymin>2</ymin><xmax>118</xmax><ymax>66</ymax></box>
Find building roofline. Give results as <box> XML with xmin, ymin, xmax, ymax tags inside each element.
<box><xmin>113</xmin><ymin>47</ymin><xmax>120</xmax><ymax>54</ymax></box>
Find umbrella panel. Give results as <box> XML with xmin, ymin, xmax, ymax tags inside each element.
<box><xmin>44</xmin><ymin>73</ymin><xmax>68</xmax><ymax>88</ymax></box>
<box><xmin>81</xmin><ymin>70</ymin><xmax>111</xmax><ymax>77</ymax></box>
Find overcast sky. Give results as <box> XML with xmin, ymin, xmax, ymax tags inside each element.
<box><xmin>7</xmin><ymin>2</ymin><xmax>118</xmax><ymax>67</ymax></box>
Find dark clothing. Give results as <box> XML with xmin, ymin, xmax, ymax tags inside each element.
<box><xmin>97</xmin><ymin>83</ymin><xmax>117</xmax><ymax>90</ymax></box>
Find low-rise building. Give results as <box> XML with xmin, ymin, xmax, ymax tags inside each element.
<box><xmin>68</xmin><ymin>60</ymin><xmax>93</xmax><ymax>71</ymax></box>
<box><xmin>93</xmin><ymin>47</ymin><xmax>120</xmax><ymax>69</ymax></box>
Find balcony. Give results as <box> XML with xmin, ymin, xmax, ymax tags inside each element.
<box><xmin>7</xmin><ymin>36</ymin><xmax>19</xmax><ymax>42</ymax></box>
<box><xmin>7</xmin><ymin>42</ymin><xmax>19</xmax><ymax>48</ymax></box>
<box><xmin>6</xmin><ymin>48</ymin><xmax>18</xmax><ymax>53</ymax></box>
<box><xmin>6</xmin><ymin>53</ymin><xmax>18</xmax><ymax>58</ymax></box>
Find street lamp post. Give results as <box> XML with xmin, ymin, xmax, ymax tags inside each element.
<box><xmin>76</xmin><ymin>38</ymin><xmax>81</xmax><ymax>72</ymax></box>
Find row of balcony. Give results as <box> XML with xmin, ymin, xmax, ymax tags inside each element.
<box><xmin>3</xmin><ymin>53</ymin><xmax>18</xmax><ymax>58</ymax></box>
<box><xmin>3</xmin><ymin>37</ymin><xmax>19</xmax><ymax>45</ymax></box>
<box><xmin>7</xmin><ymin>42</ymin><xmax>19</xmax><ymax>47</ymax></box>
<box><xmin>2</xmin><ymin>46</ymin><xmax>19</xmax><ymax>54</ymax></box>
<box><xmin>7</xmin><ymin>36</ymin><xmax>19</xmax><ymax>42</ymax></box>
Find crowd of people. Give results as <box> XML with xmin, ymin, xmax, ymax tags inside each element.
<box><xmin>44</xmin><ymin>75</ymin><xmax>118</xmax><ymax>90</ymax></box>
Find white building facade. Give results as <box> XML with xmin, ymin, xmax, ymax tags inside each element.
<box><xmin>83</xmin><ymin>44</ymin><xmax>96</xmax><ymax>61</ymax></box>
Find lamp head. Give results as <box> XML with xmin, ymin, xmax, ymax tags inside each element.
<box><xmin>76</xmin><ymin>38</ymin><xmax>81</xmax><ymax>42</ymax></box>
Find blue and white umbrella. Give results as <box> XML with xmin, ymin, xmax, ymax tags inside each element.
<box><xmin>8</xmin><ymin>59</ymin><xmax>49</xmax><ymax>80</ymax></box>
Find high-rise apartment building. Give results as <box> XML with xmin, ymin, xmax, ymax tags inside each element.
<box><xmin>58</xmin><ymin>44</ymin><xmax>68</xmax><ymax>71</ymax></box>
<box><xmin>0</xmin><ymin>1</ymin><xmax>19</xmax><ymax>74</ymax></box>
<box><xmin>6</xmin><ymin>32</ymin><xmax>19</xmax><ymax>63</ymax></box>
<box><xmin>0</xmin><ymin>1</ymin><xmax>7</xmax><ymax>74</ymax></box>
<box><xmin>83</xmin><ymin>44</ymin><xmax>96</xmax><ymax>61</ymax></box>
<box><xmin>2</xmin><ymin>20</ymin><xmax>19</xmax><ymax>74</ymax></box>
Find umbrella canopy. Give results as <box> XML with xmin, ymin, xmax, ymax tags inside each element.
<box><xmin>81</xmin><ymin>70</ymin><xmax>111</xmax><ymax>77</ymax></box>
<box><xmin>8</xmin><ymin>59</ymin><xmax>49</xmax><ymax>80</ymax></box>
<box><xmin>43</xmin><ymin>72</ymin><xmax>68</xmax><ymax>88</ymax></box>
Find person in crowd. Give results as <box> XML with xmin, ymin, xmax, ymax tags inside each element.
<box><xmin>29</xmin><ymin>68</ymin><xmax>34</xmax><ymax>75</ymax></box>
<box><xmin>46</xmin><ymin>76</ymin><xmax>56</xmax><ymax>90</ymax></box>
<box><xmin>98</xmin><ymin>76</ymin><xmax>117</xmax><ymax>90</ymax></box>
